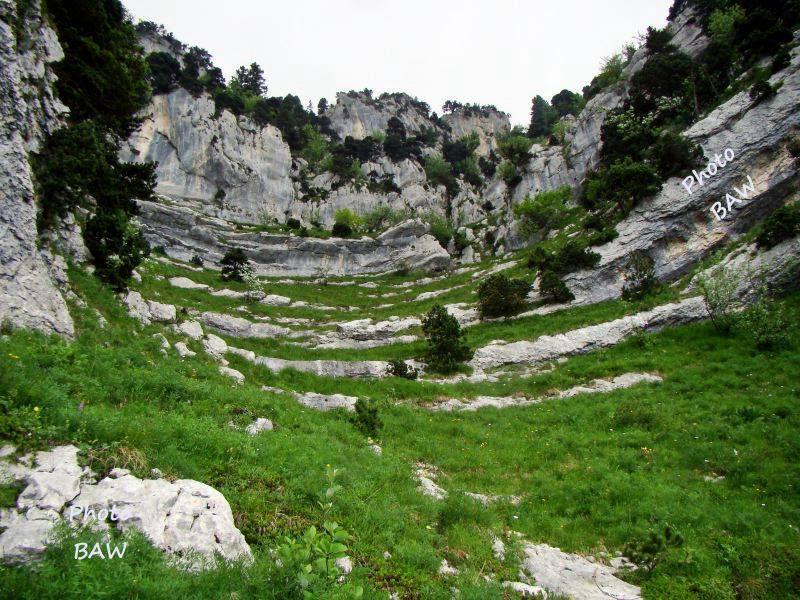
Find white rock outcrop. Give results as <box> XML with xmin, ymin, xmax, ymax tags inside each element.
<box><xmin>0</xmin><ymin>445</ymin><xmax>251</xmax><ymax>568</ymax></box>
<box><xmin>0</xmin><ymin>0</ymin><xmax>73</xmax><ymax>337</ymax></box>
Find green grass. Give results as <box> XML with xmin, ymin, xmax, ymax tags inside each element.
<box><xmin>0</xmin><ymin>263</ymin><xmax>798</xmax><ymax>599</ymax></box>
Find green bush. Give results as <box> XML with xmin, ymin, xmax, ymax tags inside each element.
<box><xmin>497</xmin><ymin>132</ymin><xmax>533</xmax><ymax>167</ymax></box>
<box><xmin>514</xmin><ymin>186</ymin><xmax>575</xmax><ymax>237</ymax></box>
<box><xmin>497</xmin><ymin>160</ymin><xmax>519</xmax><ymax>187</ymax></box>
<box><xmin>351</xmin><ymin>399</ymin><xmax>382</xmax><ymax>438</ymax></box>
<box><xmin>220</xmin><ymin>248</ymin><xmax>251</xmax><ymax>282</ymax></box>
<box><xmin>286</xmin><ymin>218</ymin><xmax>301</xmax><ymax>230</ymax></box>
<box><xmin>145</xmin><ymin>52</ymin><xmax>181</xmax><ymax>94</ymax></box>
<box><xmin>583</xmin><ymin>159</ymin><xmax>662</xmax><ymax>214</ymax></box>
<box><xmin>742</xmin><ymin>294</ymin><xmax>793</xmax><ymax>351</ymax></box>
<box><xmin>424</xmin><ymin>155</ymin><xmax>459</xmax><ymax>196</ymax></box>
<box><xmin>528</xmin><ymin>240</ymin><xmax>600</xmax><ymax>275</ymax></box>
<box><xmin>621</xmin><ymin>250</ymin><xmax>660</xmax><ymax>301</ymax></box>
<box><xmin>582</xmin><ymin>53</ymin><xmax>625</xmax><ymax>101</ymax></box>
<box><xmin>331</xmin><ymin>222</ymin><xmax>352</xmax><ymax>238</ymax></box>
<box><xmin>83</xmin><ymin>210</ymin><xmax>150</xmax><ymax>292</ymax></box>
<box><xmin>624</xmin><ymin>525</ymin><xmax>684</xmax><ymax>574</ymax></box>
<box><xmin>424</xmin><ymin>213</ymin><xmax>454</xmax><ymax>249</ymax></box>
<box><xmin>421</xmin><ymin>304</ymin><xmax>473</xmax><ymax>374</ymax></box>
<box><xmin>696</xmin><ymin>266</ymin><xmax>742</xmax><ymax>333</ymax></box>
<box><xmin>477</xmin><ymin>273</ymin><xmax>530</xmax><ymax>318</ymax></box>
<box><xmin>387</xmin><ymin>360</ymin><xmax>418</xmax><ymax>380</ymax></box>
<box><xmin>756</xmin><ymin>203</ymin><xmax>800</xmax><ymax>248</ymax></box>
<box><xmin>539</xmin><ymin>270</ymin><xmax>574</xmax><ymax>303</ymax></box>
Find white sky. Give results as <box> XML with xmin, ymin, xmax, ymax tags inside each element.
<box><xmin>123</xmin><ymin>0</ymin><xmax>673</xmax><ymax>127</ymax></box>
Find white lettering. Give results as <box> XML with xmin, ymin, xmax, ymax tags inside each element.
<box><xmin>693</xmin><ymin>169</ymin><xmax>709</xmax><ymax>186</ymax></box>
<box><xmin>725</xmin><ymin>193</ymin><xmax>743</xmax><ymax>212</ymax></box>
<box><xmin>682</xmin><ymin>176</ymin><xmax>695</xmax><ymax>194</ymax></box>
<box><xmin>734</xmin><ymin>175</ymin><xmax>756</xmax><ymax>200</ymax></box>
<box><xmin>724</xmin><ymin>148</ymin><xmax>735</xmax><ymax>162</ymax></box>
<box><xmin>106</xmin><ymin>543</ymin><xmax>127</xmax><ymax>558</ymax></box>
<box><xmin>74</xmin><ymin>542</ymin><xmax>88</xmax><ymax>560</ymax></box>
<box><xmin>84</xmin><ymin>507</ymin><xmax>96</xmax><ymax>521</ymax></box>
<box><xmin>87</xmin><ymin>543</ymin><xmax>105</xmax><ymax>559</ymax></box>
<box><xmin>714</xmin><ymin>153</ymin><xmax>726</xmax><ymax>168</ymax></box>
<box><xmin>711</xmin><ymin>202</ymin><xmax>728</xmax><ymax>221</ymax></box>
<box><xmin>97</xmin><ymin>508</ymin><xmax>108</xmax><ymax>521</ymax></box>
<box><xmin>707</xmin><ymin>161</ymin><xmax>718</xmax><ymax>176</ymax></box>
<box><xmin>69</xmin><ymin>506</ymin><xmax>82</xmax><ymax>520</ymax></box>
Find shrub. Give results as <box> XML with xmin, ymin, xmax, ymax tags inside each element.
<box><xmin>424</xmin><ymin>213</ymin><xmax>454</xmax><ymax>249</ymax></box>
<box><xmin>513</xmin><ymin>186</ymin><xmax>575</xmax><ymax>237</ymax></box>
<box><xmin>539</xmin><ymin>270</ymin><xmax>574</xmax><ymax>303</ymax></box>
<box><xmin>750</xmin><ymin>77</ymin><xmax>779</xmax><ymax>103</ymax></box>
<box><xmin>621</xmin><ymin>250</ymin><xmax>660</xmax><ymax>300</ymax></box>
<box><xmin>497</xmin><ymin>160</ymin><xmax>519</xmax><ymax>187</ymax></box>
<box><xmin>387</xmin><ymin>360</ymin><xmax>418</xmax><ymax>380</ymax></box>
<box><xmin>220</xmin><ymin>248</ymin><xmax>251</xmax><ymax>281</ymax></box>
<box><xmin>286</xmin><ymin>218</ymin><xmax>301</xmax><ymax>230</ymax></box>
<box><xmin>477</xmin><ymin>273</ymin><xmax>530</xmax><ymax>318</ymax></box>
<box><xmin>84</xmin><ymin>209</ymin><xmax>150</xmax><ymax>292</ymax></box>
<box><xmin>742</xmin><ymin>293</ymin><xmax>792</xmax><ymax>351</ymax></box>
<box><xmin>331</xmin><ymin>222</ymin><xmax>352</xmax><ymax>238</ymax></box>
<box><xmin>145</xmin><ymin>52</ymin><xmax>181</xmax><ymax>94</ymax></box>
<box><xmin>421</xmin><ymin>304</ymin><xmax>473</xmax><ymax>374</ymax></box>
<box><xmin>334</xmin><ymin>208</ymin><xmax>361</xmax><ymax>232</ymax></box>
<box><xmin>424</xmin><ymin>155</ymin><xmax>459</xmax><ymax>196</ymax></box>
<box><xmin>587</xmin><ymin>227</ymin><xmax>618</xmax><ymax>247</ymax></box>
<box><xmin>696</xmin><ymin>266</ymin><xmax>742</xmax><ymax>333</ymax></box>
<box><xmin>528</xmin><ymin>240</ymin><xmax>600</xmax><ymax>275</ymax></box>
<box><xmin>582</xmin><ymin>53</ymin><xmax>625</xmax><ymax>100</ymax></box>
<box><xmin>498</xmin><ymin>132</ymin><xmax>533</xmax><ymax>167</ymax></box>
<box><xmin>624</xmin><ymin>526</ymin><xmax>684</xmax><ymax>574</ymax></box>
<box><xmin>351</xmin><ymin>399</ymin><xmax>382</xmax><ymax>438</ymax></box>
<box><xmin>756</xmin><ymin>203</ymin><xmax>800</xmax><ymax>248</ymax></box>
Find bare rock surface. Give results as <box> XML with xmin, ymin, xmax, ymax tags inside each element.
<box><xmin>0</xmin><ymin>445</ymin><xmax>251</xmax><ymax>568</ymax></box>
<box><xmin>0</xmin><ymin>2</ymin><xmax>73</xmax><ymax>336</ymax></box>
<box><xmin>169</xmin><ymin>276</ymin><xmax>209</xmax><ymax>290</ymax></box>
<box><xmin>470</xmin><ymin>298</ymin><xmax>707</xmax><ymax>371</ymax></box>
<box><xmin>123</xmin><ymin>291</ymin><xmax>177</xmax><ymax>324</ymax></box>
<box><xmin>245</xmin><ymin>418</ymin><xmax>274</xmax><ymax>435</ymax></box>
<box><xmin>199</xmin><ymin>311</ymin><xmax>294</xmax><ymax>339</ymax></box>
<box><xmin>518</xmin><ymin>542</ymin><xmax>641</xmax><ymax>600</ymax></box>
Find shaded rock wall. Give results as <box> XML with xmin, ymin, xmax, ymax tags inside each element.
<box><xmin>0</xmin><ymin>0</ymin><xmax>73</xmax><ymax>336</ymax></box>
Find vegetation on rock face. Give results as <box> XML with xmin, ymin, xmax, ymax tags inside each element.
<box><xmin>477</xmin><ymin>273</ymin><xmax>530</xmax><ymax>318</ymax></box>
<box><xmin>513</xmin><ymin>186</ymin><xmax>576</xmax><ymax>238</ymax></box>
<box><xmin>756</xmin><ymin>202</ymin><xmax>800</xmax><ymax>249</ymax></box>
<box><xmin>621</xmin><ymin>250</ymin><xmax>661</xmax><ymax>301</ymax></box>
<box><xmin>421</xmin><ymin>304</ymin><xmax>473</xmax><ymax>373</ymax></box>
<box><xmin>538</xmin><ymin>270</ymin><xmax>574</xmax><ymax>303</ymax></box>
<box><xmin>34</xmin><ymin>0</ymin><xmax>157</xmax><ymax>291</ymax></box>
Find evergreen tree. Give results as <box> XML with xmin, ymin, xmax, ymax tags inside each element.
<box><xmin>232</xmin><ymin>62</ymin><xmax>266</xmax><ymax>96</ymax></box>
<box><xmin>317</xmin><ymin>98</ymin><xmax>328</xmax><ymax>113</ymax></box>
<box><xmin>528</xmin><ymin>95</ymin><xmax>557</xmax><ymax>139</ymax></box>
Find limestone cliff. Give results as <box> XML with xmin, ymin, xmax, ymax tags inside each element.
<box><xmin>0</xmin><ymin>0</ymin><xmax>73</xmax><ymax>336</ymax></box>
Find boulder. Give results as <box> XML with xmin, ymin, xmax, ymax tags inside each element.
<box><xmin>244</xmin><ymin>418</ymin><xmax>273</xmax><ymax>435</ymax></box>
<box><xmin>218</xmin><ymin>366</ymin><xmax>244</xmax><ymax>385</ymax></box>
<box><xmin>169</xmin><ymin>276</ymin><xmax>209</xmax><ymax>290</ymax></box>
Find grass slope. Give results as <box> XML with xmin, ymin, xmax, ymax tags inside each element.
<box><xmin>0</xmin><ymin>263</ymin><xmax>798</xmax><ymax>599</ymax></box>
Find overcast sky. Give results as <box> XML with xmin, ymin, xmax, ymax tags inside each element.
<box><xmin>123</xmin><ymin>0</ymin><xmax>673</xmax><ymax>126</ymax></box>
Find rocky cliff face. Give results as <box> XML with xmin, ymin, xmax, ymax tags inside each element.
<box><xmin>0</xmin><ymin>0</ymin><xmax>73</xmax><ymax>336</ymax></box>
<box><xmin>559</xmin><ymin>44</ymin><xmax>800</xmax><ymax>306</ymax></box>
<box><xmin>121</xmin><ymin>89</ymin><xmax>294</xmax><ymax>225</ymax></box>
<box><xmin>441</xmin><ymin>106</ymin><xmax>510</xmax><ymax>157</ymax></box>
<box><xmin>323</xmin><ymin>91</ymin><xmax>437</xmax><ymax>140</ymax></box>
<box><xmin>136</xmin><ymin>198</ymin><xmax>452</xmax><ymax>276</ymax></box>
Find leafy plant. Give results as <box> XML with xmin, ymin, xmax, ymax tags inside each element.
<box><xmin>351</xmin><ymin>399</ymin><xmax>382</xmax><ymax>438</ymax></box>
<box><xmin>696</xmin><ymin>266</ymin><xmax>742</xmax><ymax>333</ymax></box>
<box><xmin>477</xmin><ymin>273</ymin><xmax>530</xmax><ymax>318</ymax></box>
<box><xmin>421</xmin><ymin>304</ymin><xmax>473</xmax><ymax>374</ymax></box>
<box><xmin>624</xmin><ymin>525</ymin><xmax>684</xmax><ymax>574</ymax></box>
<box><xmin>756</xmin><ymin>202</ymin><xmax>800</xmax><ymax>249</ymax></box>
<box><xmin>621</xmin><ymin>250</ymin><xmax>660</xmax><ymax>301</ymax></box>
<box><xmin>742</xmin><ymin>289</ymin><xmax>793</xmax><ymax>351</ymax></box>
<box><xmin>387</xmin><ymin>360</ymin><xmax>418</xmax><ymax>380</ymax></box>
<box><xmin>514</xmin><ymin>186</ymin><xmax>576</xmax><ymax>238</ymax></box>
<box><xmin>539</xmin><ymin>270</ymin><xmax>574</xmax><ymax>304</ymax></box>
<box><xmin>84</xmin><ymin>210</ymin><xmax>150</xmax><ymax>292</ymax></box>
<box><xmin>220</xmin><ymin>248</ymin><xmax>251</xmax><ymax>282</ymax></box>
